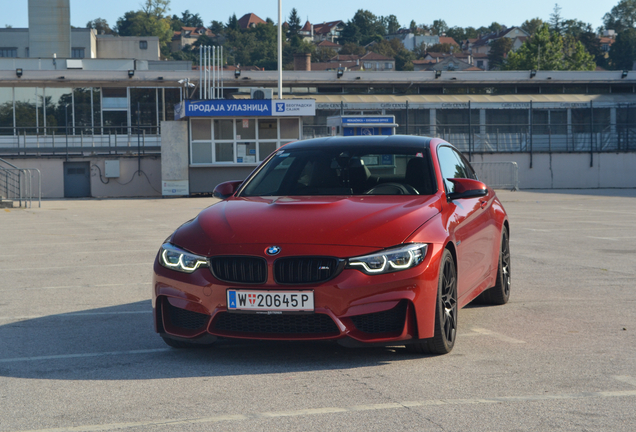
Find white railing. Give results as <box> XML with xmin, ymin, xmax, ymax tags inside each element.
<box><xmin>471</xmin><ymin>161</ymin><xmax>519</xmax><ymax>191</ymax></box>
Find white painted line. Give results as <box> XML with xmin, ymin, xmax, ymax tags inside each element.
<box><xmin>10</xmin><ymin>389</ymin><xmax>636</xmax><ymax>431</ymax></box>
<box><xmin>0</xmin><ymin>310</ymin><xmax>151</xmax><ymax>321</ymax></box>
<box><xmin>0</xmin><ymin>249</ymin><xmax>157</xmax><ymax>258</ymax></box>
<box><xmin>469</xmin><ymin>327</ymin><xmax>526</xmax><ymax>344</ymax></box>
<box><xmin>0</xmin><ymin>263</ymin><xmax>152</xmax><ymax>272</ymax></box>
<box><xmin>0</xmin><ymin>282</ymin><xmax>150</xmax><ymax>292</ymax></box>
<box><xmin>613</xmin><ymin>376</ymin><xmax>636</xmax><ymax>387</ymax></box>
<box><xmin>0</xmin><ymin>348</ymin><xmax>169</xmax><ymax>364</ymax></box>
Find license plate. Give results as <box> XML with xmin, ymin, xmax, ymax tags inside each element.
<box><xmin>227</xmin><ymin>290</ymin><xmax>314</xmax><ymax>312</ymax></box>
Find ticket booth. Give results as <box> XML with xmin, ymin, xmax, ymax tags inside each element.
<box><xmin>327</xmin><ymin>115</ymin><xmax>398</xmax><ymax>137</ymax></box>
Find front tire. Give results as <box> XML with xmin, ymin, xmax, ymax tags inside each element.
<box><xmin>406</xmin><ymin>249</ymin><xmax>458</xmax><ymax>355</ymax></box>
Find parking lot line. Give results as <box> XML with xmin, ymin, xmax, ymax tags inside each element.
<box><xmin>468</xmin><ymin>327</ymin><xmax>526</xmax><ymax>344</ymax></box>
<box><xmin>10</xmin><ymin>389</ymin><xmax>636</xmax><ymax>432</ymax></box>
<box><xmin>0</xmin><ymin>310</ymin><xmax>151</xmax><ymax>321</ymax></box>
<box><xmin>0</xmin><ymin>349</ymin><xmax>169</xmax><ymax>364</ymax></box>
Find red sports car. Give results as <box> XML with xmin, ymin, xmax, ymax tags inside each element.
<box><xmin>152</xmin><ymin>135</ymin><xmax>510</xmax><ymax>354</ymax></box>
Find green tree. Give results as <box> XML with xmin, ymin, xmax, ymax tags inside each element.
<box><xmin>521</xmin><ymin>18</ymin><xmax>543</xmax><ymax>35</ymax></box>
<box><xmin>603</xmin><ymin>0</ymin><xmax>636</xmax><ymax>32</ymax></box>
<box><xmin>210</xmin><ymin>20</ymin><xmax>224</xmax><ymax>34</ymax></box>
<box><xmin>226</xmin><ymin>14</ymin><xmax>239</xmax><ymax>31</ymax></box>
<box><xmin>382</xmin><ymin>15</ymin><xmax>400</xmax><ymax>35</ymax></box>
<box><xmin>339</xmin><ymin>42</ymin><xmax>366</xmax><ymax>55</ymax></box>
<box><xmin>609</xmin><ymin>28</ymin><xmax>636</xmax><ymax>69</ymax></box>
<box><xmin>115</xmin><ymin>11</ymin><xmax>173</xmax><ymax>49</ymax></box>
<box><xmin>549</xmin><ymin>3</ymin><xmax>563</xmax><ymax>34</ymax></box>
<box><xmin>488</xmin><ymin>37</ymin><xmax>514</xmax><ymax>70</ymax></box>
<box><xmin>504</xmin><ymin>23</ymin><xmax>594</xmax><ymax>70</ymax></box>
<box><xmin>86</xmin><ymin>18</ymin><xmax>115</xmax><ymax>35</ymax></box>
<box><xmin>427</xmin><ymin>43</ymin><xmax>454</xmax><ymax>53</ymax></box>
<box><xmin>431</xmin><ymin>19</ymin><xmax>448</xmax><ymax>35</ymax></box>
<box><xmin>177</xmin><ymin>10</ymin><xmax>203</xmax><ymax>28</ymax></box>
<box><xmin>562</xmin><ymin>19</ymin><xmax>592</xmax><ymax>37</ymax></box>
<box><xmin>314</xmin><ymin>47</ymin><xmax>338</xmax><ymax>62</ymax></box>
<box><xmin>578</xmin><ymin>31</ymin><xmax>607</xmax><ymax>68</ymax></box>
<box><xmin>342</xmin><ymin>9</ymin><xmax>386</xmax><ymax>45</ymax></box>
<box><xmin>287</xmin><ymin>8</ymin><xmax>302</xmax><ymax>38</ymax></box>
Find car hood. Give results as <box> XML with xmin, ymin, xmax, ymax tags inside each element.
<box><xmin>171</xmin><ymin>195</ymin><xmax>441</xmax><ymax>253</ymax></box>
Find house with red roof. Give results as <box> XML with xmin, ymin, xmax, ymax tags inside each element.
<box><xmin>237</xmin><ymin>13</ymin><xmax>266</xmax><ymax>30</ymax></box>
<box><xmin>170</xmin><ymin>27</ymin><xmax>215</xmax><ymax>52</ymax></box>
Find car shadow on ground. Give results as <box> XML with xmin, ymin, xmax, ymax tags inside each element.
<box><xmin>0</xmin><ymin>301</ymin><xmax>434</xmax><ymax>381</ymax></box>
<box><xmin>520</xmin><ymin>188</ymin><xmax>636</xmax><ymax>198</ymax></box>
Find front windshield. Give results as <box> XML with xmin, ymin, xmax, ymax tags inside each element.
<box><xmin>240</xmin><ymin>145</ymin><xmax>436</xmax><ymax>197</ymax></box>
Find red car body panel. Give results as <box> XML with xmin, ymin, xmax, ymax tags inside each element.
<box><xmin>152</xmin><ymin>136</ymin><xmax>508</xmax><ymax>347</ymax></box>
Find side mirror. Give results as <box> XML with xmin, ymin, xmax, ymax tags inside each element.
<box><xmin>213</xmin><ymin>180</ymin><xmax>243</xmax><ymax>199</ymax></box>
<box><xmin>447</xmin><ymin>178</ymin><xmax>488</xmax><ymax>201</ymax></box>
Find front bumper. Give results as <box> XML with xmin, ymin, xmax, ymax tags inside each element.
<box><xmin>152</xmin><ymin>243</ymin><xmax>444</xmax><ymax>345</ymax></box>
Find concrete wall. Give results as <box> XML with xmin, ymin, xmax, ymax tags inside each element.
<box><xmin>4</xmin><ymin>156</ymin><xmax>161</xmax><ymax>198</ymax></box>
<box><xmin>190</xmin><ymin>167</ymin><xmax>255</xmax><ymax>194</ymax></box>
<box><xmin>472</xmin><ymin>152</ymin><xmax>636</xmax><ymax>189</ymax></box>
<box><xmin>97</xmin><ymin>36</ymin><xmax>160</xmax><ymax>61</ymax></box>
<box><xmin>71</xmin><ymin>28</ymin><xmax>97</xmax><ymax>58</ymax></box>
<box><xmin>0</xmin><ymin>29</ymin><xmax>29</xmax><ymax>57</ymax></box>
<box><xmin>28</xmin><ymin>0</ymin><xmax>71</xmax><ymax>58</ymax></box>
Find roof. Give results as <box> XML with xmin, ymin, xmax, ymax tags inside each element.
<box><xmin>317</xmin><ymin>40</ymin><xmax>341</xmax><ymax>48</ymax></box>
<box><xmin>237</xmin><ymin>13</ymin><xmax>266</xmax><ymax>29</ymax></box>
<box><xmin>313</xmin><ymin>21</ymin><xmax>345</xmax><ymax>35</ymax></box>
<box><xmin>438</xmin><ymin>37</ymin><xmax>460</xmax><ymax>46</ymax></box>
<box><xmin>301</xmin><ymin>21</ymin><xmax>312</xmax><ymax>32</ymax></box>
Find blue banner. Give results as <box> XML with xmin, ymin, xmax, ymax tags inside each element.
<box><xmin>185</xmin><ymin>100</ymin><xmax>272</xmax><ymax>117</ymax></box>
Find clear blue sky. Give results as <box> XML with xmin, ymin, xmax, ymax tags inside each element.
<box><xmin>3</xmin><ymin>0</ymin><xmax>611</xmax><ymax>31</ymax></box>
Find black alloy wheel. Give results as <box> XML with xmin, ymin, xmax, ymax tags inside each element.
<box><xmin>479</xmin><ymin>226</ymin><xmax>511</xmax><ymax>305</ymax></box>
<box><xmin>406</xmin><ymin>249</ymin><xmax>458</xmax><ymax>355</ymax></box>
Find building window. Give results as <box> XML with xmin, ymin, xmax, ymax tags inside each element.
<box><xmin>385</xmin><ymin>63</ymin><xmax>393</xmax><ymax>69</ymax></box>
<box><xmin>0</xmin><ymin>48</ymin><xmax>18</xmax><ymax>58</ymax></box>
<box><xmin>476</xmin><ymin>60</ymin><xmax>484</xmax><ymax>69</ymax></box>
<box><xmin>363</xmin><ymin>62</ymin><xmax>372</xmax><ymax>69</ymax></box>
<box><xmin>71</xmin><ymin>48</ymin><xmax>85</xmax><ymax>59</ymax></box>
<box><xmin>139</xmin><ymin>40</ymin><xmax>148</xmax><ymax>50</ymax></box>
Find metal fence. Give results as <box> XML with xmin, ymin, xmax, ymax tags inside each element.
<box><xmin>0</xmin><ymin>126</ymin><xmax>161</xmax><ymax>157</ymax></box>
<box><xmin>302</xmin><ymin>123</ymin><xmax>636</xmax><ymax>155</ymax></box>
<box><xmin>471</xmin><ymin>162</ymin><xmax>519</xmax><ymax>191</ymax></box>
<box><xmin>0</xmin><ymin>158</ymin><xmax>41</xmax><ymax>208</ymax></box>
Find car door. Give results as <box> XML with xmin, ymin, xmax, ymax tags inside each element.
<box><xmin>437</xmin><ymin>146</ymin><xmax>495</xmax><ymax>300</ymax></box>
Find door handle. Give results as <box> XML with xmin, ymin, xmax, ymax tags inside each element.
<box><xmin>480</xmin><ymin>200</ymin><xmax>488</xmax><ymax>209</ymax></box>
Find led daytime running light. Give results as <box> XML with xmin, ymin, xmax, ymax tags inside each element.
<box><xmin>159</xmin><ymin>244</ymin><xmax>208</xmax><ymax>273</ymax></box>
<box><xmin>347</xmin><ymin>244</ymin><xmax>427</xmax><ymax>275</ymax></box>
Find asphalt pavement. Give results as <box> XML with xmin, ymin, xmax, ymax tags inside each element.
<box><xmin>0</xmin><ymin>189</ymin><xmax>635</xmax><ymax>431</ymax></box>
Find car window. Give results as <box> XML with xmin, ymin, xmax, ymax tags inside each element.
<box><xmin>241</xmin><ymin>145</ymin><xmax>436</xmax><ymax>197</ymax></box>
<box><xmin>437</xmin><ymin>146</ymin><xmax>475</xmax><ymax>193</ymax></box>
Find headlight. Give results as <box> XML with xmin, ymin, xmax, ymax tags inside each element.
<box><xmin>159</xmin><ymin>243</ymin><xmax>208</xmax><ymax>273</ymax></box>
<box><xmin>346</xmin><ymin>244</ymin><xmax>428</xmax><ymax>275</ymax></box>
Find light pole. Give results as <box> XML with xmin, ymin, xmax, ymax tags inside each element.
<box><xmin>278</xmin><ymin>0</ymin><xmax>283</xmax><ymax>100</ymax></box>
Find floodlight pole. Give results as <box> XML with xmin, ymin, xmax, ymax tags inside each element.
<box><xmin>278</xmin><ymin>0</ymin><xmax>283</xmax><ymax>99</ymax></box>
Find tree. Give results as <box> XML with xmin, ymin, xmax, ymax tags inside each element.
<box><xmin>287</xmin><ymin>8</ymin><xmax>302</xmax><ymax>38</ymax></box>
<box><xmin>210</xmin><ymin>20</ymin><xmax>224</xmax><ymax>34</ymax></box>
<box><xmin>178</xmin><ymin>10</ymin><xmax>203</xmax><ymax>27</ymax></box>
<box><xmin>413</xmin><ymin>41</ymin><xmax>429</xmax><ymax>59</ymax></box>
<box><xmin>427</xmin><ymin>43</ymin><xmax>454</xmax><ymax>53</ymax></box>
<box><xmin>339</xmin><ymin>42</ymin><xmax>366</xmax><ymax>55</ymax></box>
<box><xmin>603</xmin><ymin>0</ymin><xmax>636</xmax><ymax>32</ymax></box>
<box><xmin>342</xmin><ymin>9</ymin><xmax>386</xmax><ymax>45</ymax></box>
<box><xmin>314</xmin><ymin>47</ymin><xmax>337</xmax><ymax>62</ymax></box>
<box><xmin>86</xmin><ymin>18</ymin><xmax>114</xmax><ymax>35</ymax></box>
<box><xmin>609</xmin><ymin>28</ymin><xmax>636</xmax><ymax>69</ymax></box>
<box><xmin>115</xmin><ymin>10</ymin><xmax>173</xmax><ymax>49</ymax></box>
<box><xmin>488</xmin><ymin>37</ymin><xmax>514</xmax><ymax>70</ymax></box>
<box><xmin>504</xmin><ymin>23</ymin><xmax>594</xmax><ymax>70</ymax></box>
<box><xmin>431</xmin><ymin>19</ymin><xmax>448</xmax><ymax>35</ymax></box>
<box><xmin>521</xmin><ymin>18</ymin><xmax>543</xmax><ymax>35</ymax></box>
<box><xmin>549</xmin><ymin>3</ymin><xmax>563</xmax><ymax>34</ymax></box>
<box><xmin>382</xmin><ymin>15</ymin><xmax>400</xmax><ymax>35</ymax></box>
<box><xmin>562</xmin><ymin>19</ymin><xmax>592</xmax><ymax>37</ymax></box>
<box><xmin>578</xmin><ymin>31</ymin><xmax>607</xmax><ymax>68</ymax></box>
<box><xmin>226</xmin><ymin>14</ymin><xmax>239</xmax><ymax>31</ymax></box>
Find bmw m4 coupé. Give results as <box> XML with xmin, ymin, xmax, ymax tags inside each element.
<box><xmin>152</xmin><ymin>135</ymin><xmax>510</xmax><ymax>354</ymax></box>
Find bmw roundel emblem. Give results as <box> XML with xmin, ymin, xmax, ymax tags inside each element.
<box><xmin>266</xmin><ymin>246</ymin><xmax>281</xmax><ymax>256</ymax></box>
